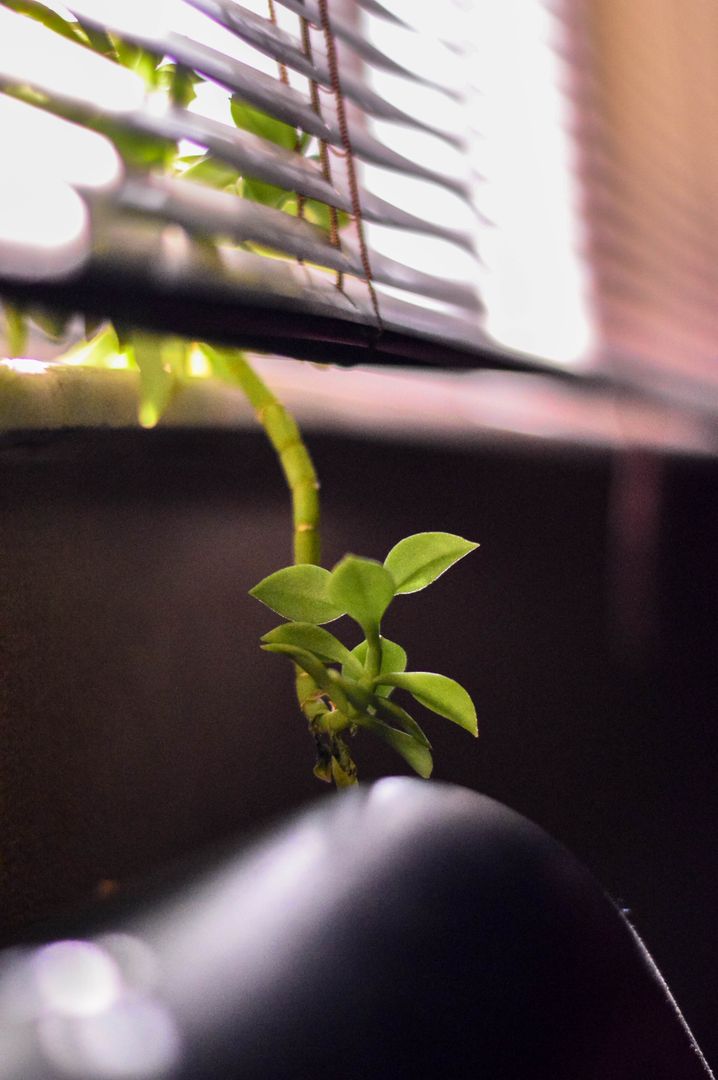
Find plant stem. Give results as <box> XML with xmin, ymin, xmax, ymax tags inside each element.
<box><xmin>227</xmin><ymin>351</ymin><xmax>358</xmax><ymax>785</ymax></box>
<box><xmin>366</xmin><ymin>625</ymin><xmax>382</xmax><ymax>680</ymax></box>
<box><xmin>225</xmin><ymin>353</ymin><xmax>320</xmax><ymax>565</ymax></box>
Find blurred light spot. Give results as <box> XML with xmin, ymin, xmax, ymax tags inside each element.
<box><xmin>187</xmin><ymin>345</ymin><xmax>211</xmax><ymax>378</ymax></box>
<box><xmin>0</xmin><ymin>8</ymin><xmax>145</xmax><ymax>115</ymax></box>
<box><xmin>96</xmin><ymin>935</ymin><xmax>160</xmax><ymax>993</ymax></box>
<box><xmin>32</xmin><ymin>941</ymin><xmax>121</xmax><ymax>1019</ymax></box>
<box><xmin>0</xmin><ymin>948</ymin><xmax>40</xmax><ymax>1023</ymax></box>
<box><xmin>0</xmin><ymin>359</ymin><xmax>50</xmax><ymax>375</ymax></box>
<box><xmin>66</xmin><ymin>0</ymin><xmax>174</xmax><ymax>40</ymax></box>
<box><xmin>39</xmin><ymin>993</ymin><xmax>180</xmax><ymax>1078</ymax></box>
<box><xmin>0</xmin><ymin>95</ymin><xmax>122</xmax><ymax>193</ymax></box>
<box><xmin>0</xmin><ymin>172</ymin><xmax>89</xmax><ymax>280</ymax></box>
<box><xmin>139</xmin><ymin>401</ymin><xmax>160</xmax><ymax>429</ymax></box>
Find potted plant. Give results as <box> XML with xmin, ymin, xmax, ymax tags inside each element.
<box><xmin>0</xmin><ymin>4</ymin><xmax>714</xmax><ymax>1075</ymax></box>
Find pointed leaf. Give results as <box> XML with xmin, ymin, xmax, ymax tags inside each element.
<box><xmin>230</xmin><ymin>97</ymin><xmax>298</xmax><ymax>151</ymax></box>
<box><xmin>3</xmin><ymin>303</ymin><xmax>27</xmax><ymax>358</ymax></box>
<box><xmin>330</xmin><ymin>756</ymin><xmax>357</xmax><ymax>787</ymax></box>
<box><xmin>1</xmin><ymin>1</ymin><xmax>83</xmax><ymax>41</ymax></box>
<box><xmin>372</xmin><ymin>696</ymin><xmax>431</xmax><ymax>748</ymax></box>
<box><xmin>358</xmin><ymin>715</ymin><xmax>433</xmax><ymax>779</ymax></box>
<box><xmin>384</xmin><ymin>532</ymin><xmax>479</xmax><ymax>595</ymax></box>
<box><xmin>250</xmin><ymin>565</ymin><xmax>344</xmax><ymax>624</ymax></box>
<box><xmin>262</xmin><ymin>622</ymin><xmax>361</xmax><ymax>675</ymax></box>
<box><xmin>132</xmin><ymin>333</ymin><xmax>174</xmax><ymax>429</ymax></box>
<box><xmin>377</xmin><ymin>672</ymin><xmax>478</xmax><ymax>736</ymax></box>
<box><xmin>328</xmin><ymin>556</ymin><xmax>395</xmax><ymax>630</ymax></box>
<box><xmin>346</xmin><ymin>636</ymin><xmax>407</xmax><ymax>695</ymax></box>
<box><xmin>261</xmin><ymin>642</ymin><xmax>328</xmax><ymax>688</ymax></box>
<box><xmin>241</xmin><ymin>176</ymin><xmax>287</xmax><ymax>208</ymax></box>
<box><xmin>180</xmin><ymin>155</ymin><xmax>240</xmax><ymax>189</ymax></box>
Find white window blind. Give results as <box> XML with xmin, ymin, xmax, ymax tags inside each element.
<box><xmin>0</xmin><ymin>0</ymin><xmax>716</xmax><ymax>425</ymax></box>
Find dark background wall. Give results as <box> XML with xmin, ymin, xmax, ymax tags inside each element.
<box><xmin>0</xmin><ymin>426</ymin><xmax>715</xmax><ymax>1064</ymax></box>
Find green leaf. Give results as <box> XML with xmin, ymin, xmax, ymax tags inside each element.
<box><xmin>241</xmin><ymin>176</ymin><xmax>287</xmax><ymax>208</ymax></box>
<box><xmin>180</xmin><ymin>155</ymin><xmax>240</xmax><ymax>189</ymax></box>
<box><xmin>156</xmin><ymin>63</ymin><xmax>201</xmax><ymax>107</ymax></box>
<box><xmin>328</xmin><ymin>556</ymin><xmax>395</xmax><ymax>631</ymax></box>
<box><xmin>262</xmin><ymin>643</ymin><xmax>352</xmax><ymax>715</ymax></box>
<box><xmin>357</xmin><ymin>715</ymin><xmax>433</xmax><ymax>779</ymax></box>
<box><xmin>57</xmin><ymin>324</ymin><xmax>124</xmax><ymax>368</ymax></box>
<box><xmin>331</xmin><ymin>756</ymin><xmax>356</xmax><ymax>787</ymax></box>
<box><xmin>384</xmin><ymin>532</ymin><xmax>479</xmax><ymax>595</ymax></box>
<box><xmin>0</xmin><ymin>0</ymin><xmax>85</xmax><ymax>42</ymax></box>
<box><xmin>372</xmin><ymin>696</ymin><xmax>430</xmax><ymax>748</ymax></box>
<box><xmin>262</xmin><ymin>622</ymin><xmax>362</xmax><ymax>675</ymax></box>
<box><xmin>230</xmin><ymin>97</ymin><xmax>298</xmax><ymax>151</ymax></box>
<box><xmin>261</xmin><ymin>642</ymin><xmax>329</xmax><ymax>689</ymax></box>
<box><xmin>75</xmin><ymin>20</ymin><xmax>116</xmax><ymax>56</ymax></box>
<box><xmin>299</xmin><ymin>199</ymin><xmax>350</xmax><ymax>233</ymax></box>
<box><xmin>250</xmin><ymin>564</ymin><xmax>345</xmax><ymax>624</ymax></box>
<box><xmin>100</xmin><ymin>123</ymin><xmax>172</xmax><ymax>169</ymax></box>
<box><xmin>197</xmin><ymin>343</ymin><xmax>246</xmax><ymax>384</ymax></box>
<box><xmin>3</xmin><ymin>302</ymin><xmax>27</xmax><ymax>358</ymax></box>
<box><xmin>131</xmin><ymin>333</ymin><xmax>175</xmax><ymax>429</ymax></box>
<box><xmin>346</xmin><ymin>636</ymin><xmax>407</xmax><ymax>695</ymax></box>
<box><xmin>377</xmin><ymin>672</ymin><xmax>478</xmax><ymax>736</ymax></box>
<box><xmin>111</xmin><ymin>37</ymin><xmax>162</xmax><ymax>86</ymax></box>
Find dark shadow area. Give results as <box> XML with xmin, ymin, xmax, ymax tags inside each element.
<box><xmin>0</xmin><ymin>426</ymin><xmax>715</xmax><ymax>1065</ymax></box>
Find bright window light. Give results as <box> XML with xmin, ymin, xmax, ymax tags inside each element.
<box><xmin>0</xmin><ymin>7</ymin><xmax>145</xmax><ymax>114</ymax></box>
<box><xmin>468</xmin><ymin>0</ymin><xmax>595</xmax><ymax>365</ymax></box>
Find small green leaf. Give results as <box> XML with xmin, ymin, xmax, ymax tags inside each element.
<box><xmin>250</xmin><ymin>564</ymin><xmax>345</xmax><ymax>624</ymax></box>
<box><xmin>3</xmin><ymin>302</ymin><xmax>27</xmax><ymax>358</ymax></box>
<box><xmin>0</xmin><ymin>1</ymin><xmax>84</xmax><ymax>42</ymax></box>
<box><xmin>384</xmin><ymin>532</ymin><xmax>479</xmax><ymax>595</ymax></box>
<box><xmin>261</xmin><ymin>642</ymin><xmax>329</xmax><ymax>689</ymax></box>
<box><xmin>377</xmin><ymin>671</ymin><xmax>478</xmax><ymax>736</ymax></box>
<box><xmin>372</xmin><ymin>696</ymin><xmax>431</xmax><ymax>748</ymax></box>
<box><xmin>328</xmin><ymin>556</ymin><xmax>395</xmax><ymax>631</ymax></box>
<box><xmin>111</xmin><ymin>37</ymin><xmax>162</xmax><ymax>86</ymax></box>
<box><xmin>357</xmin><ymin>715</ymin><xmax>433</xmax><ymax>779</ymax></box>
<box><xmin>230</xmin><ymin>97</ymin><xmax>298</xmax><ymax>151</ymax></box>
<box><xmin>100</xmin><ymin>124</ymin><xmax>172</xmax><ymax>169</ymax></box>
<box><xmin>180</xmin><ymin>155</ymin><xmax>240</xmax><ymax>189</ymax></box>
<box><xmin>241</xmin><ymin>176</ymin><xmax>287</xmax><ymax>208</ymax></box>
<box><xmin>156</xmin><ymin>63</ymin><xmax>202</xmax><ymax>107</ymax></box>
<box><xmin>262</xmin><ymin>622</ymin><xmax>361</xmax><ymax>675</ymax></box>
<box><xmin>262</xmin><ymin>644</ymin><xmax>352</xmax><ymax>715</ymax></box>
<box><xmin>299</xmin><ymin>198</ymin><xmax>350</xmax><ymax>233</ymax></box>
<box><xmin>58</xmin><ymin>324</ymin><xmax>125</xmax><ymax>369</ymax></box>
<box><xmin>346</xmin><ymin>636</ymin><xmax>407</xmax><ymax>695</ymax></box>
<box><xmin>75</xmin><ymin>20</ymin><xmax>116</xmax><ymax>56</ymax></box>
<box><xmin>330</xmin><ymin>756</ymin><xmax>356</xmax><ymax>787</ymax></box>
<box><xmin>131</xmin><ymin>332</ymin><xmax>175</xmax><ymax>429</ymax></box>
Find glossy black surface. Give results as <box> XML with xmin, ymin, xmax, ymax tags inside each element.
<box><xmin>0</xmin><ymin>780</ymin><xmax>711</xmax><ymax>1079</ymax></box>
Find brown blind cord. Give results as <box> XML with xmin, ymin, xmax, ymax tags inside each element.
<box><xmin>299</xmin><ymin>12</ymin><xmax>342</xmax><ymax>281</ymax></box>
<box><xmin>266</xmin><ymin>0</ymin><xmax>308</xmax><ymax>230</ymax></box>
<box><xmin>266</xmin><ymin>0</ymin><xmax>290</xmax><ymax>86</ymax></box>
<box><xmin>316</xmin><ymin>0</ymin><xmax>382</xmax><ymax>330</ymax></box>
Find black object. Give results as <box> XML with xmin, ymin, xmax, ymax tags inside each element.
<box><xmin>0</xmin><ymin>779</ymin><xmax>711</xmax><ymax>1079</ymax></box>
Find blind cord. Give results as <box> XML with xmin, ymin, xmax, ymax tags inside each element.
<box><xmin>317</xmin><ymin>0</ymin><xmax>382</xmax><ymax>331</ymax></box>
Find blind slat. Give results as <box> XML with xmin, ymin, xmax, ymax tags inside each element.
<box><xmin>187</xmin><ymin>0</ymin><xmax>462</xmax><ymax>147</ymax></box>
<box><xmin>274</xmin><ymin>0</ymin><xmax>459</xmax><ymax>98</ymax></box>
<box><xmin>115</xmin><ymin>174</ymin><xmax>479</xmax><ymax>308</ymax></box>
<box><xmin>0</xmin><ymin>0</ymin><xmax>489</xmax><ymax>375</ymax></box>
<box><xmin>66</xmin><ymin>2</ymin><xmax>469</xmax><ymax>197</ymax></box>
